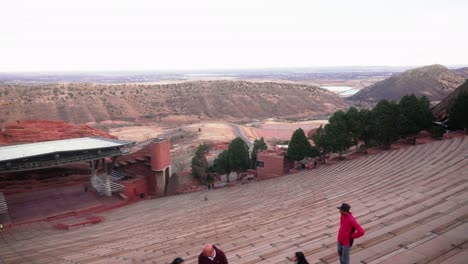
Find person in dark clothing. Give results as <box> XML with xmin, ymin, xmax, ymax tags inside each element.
<box><xmin>198</xmin><ymin>244</ymin><xmax>228</xmax><ymax>264</ymax></box>
<box><xmin>337</xmin><ymin>203</ymin><xmax>365</xmax><ymax>264</ymax></box>
<box><xmin>170</xmin><ymin>257</ymin><xmax>184</xmax><ymax>264</ymax></box>
<box><xmin>293</xmin><ymin>251</ymin><xmax>309</xmax><ymax>264</ymax></box>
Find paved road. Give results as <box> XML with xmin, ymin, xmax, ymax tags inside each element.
<box><xmin>228</xmin><ymin>123</ymin><xmax>254</xmax><ymax>148</ymax></box>
<box><xmin>128</xmin><ymin>122</ymin><xmax>254</xmax><ymax>153</ymax></box>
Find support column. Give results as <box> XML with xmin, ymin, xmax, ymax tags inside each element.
<box><xmin>104</xmin><ymin>173</ymin><xmax>111</xmax><ymax>196</ymax></box>
<box><xmin>154</xmin><ymin>170</ymin><xmax>165</xmax><ymax>196</ymax></box>
<box><xmin>102</xmin><ymin>158</ymin><xmax>107</xmax><ymax>174</ymax></box>
<box><xmin>90</xmin><ymin>160</ymin><xmax>98</xmax><ymax>188</ymax></box>
<box><xmin>154</xmin><ymin>165</ymin><xmax>171</xmax><ymax>196</ymax></box>
<box><xmin>111</xmin><ymin>156</ymin><xmax>117</xmax><ymax>171</ymax></box>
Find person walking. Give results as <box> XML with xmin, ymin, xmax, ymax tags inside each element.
<box><xmin>198</xmin><ymin>244</ymin><xmax>228</xmax><ymax>264</ymax></box>
<box><xmin>337</xmin><ymin>203</ymin><xmax>365</xmax><ymax>264</ymax></box>
<box><xmin>292</xmin><ymin>251</ymin><xmax>309</xmax><ymax>264</ymax></box>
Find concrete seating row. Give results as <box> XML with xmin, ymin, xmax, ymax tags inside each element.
<box><xmin>0</xmin><ymin>137</ymin><xmax>466</xmax><ymax>263</ymax></box>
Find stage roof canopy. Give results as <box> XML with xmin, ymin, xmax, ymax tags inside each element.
<box><xmin>0</xmin><ymin>137</ymin><xmax>134</xmax><ymax>162</ymax></box>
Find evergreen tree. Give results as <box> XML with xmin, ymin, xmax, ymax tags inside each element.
<box><xmin>372</xmin><ymin>100</ymin><xmax>400</xmax><ymax>149</ymax></box>
<box><xmin>227</xmin><ymin>137</ymin><xmax>250</xmax><ymax>172</ymax></box>
<box><xmin>213</xmin><ymin>150</ymin><xmax>230</xmax><ymax>175</ymax></box>
<box><xmin>398</xmin><ymin>94</ymin><xmax>433</xmax><ymax>144</ymax></box>
<box><xmin>197</xmin><ymin>143</ymin><xmax>210</xmax><ymax>154</ymax></box>
<box><xmin>308</xmin><ymin>146</ymin><xmax>320</xmax><ymax>158</ymax></box>
<box><xmin>312</xmin><ymin>125</ymin><xmax>331</xmax><ymax>163</ymax></box>
<box><xmin>357</xmin><ymin>109</ymin><xmax>374</xmax><ymax>153</ymax></box>
<box><xmin>287</xmin><ymin>128</ymin><xmax>312</xmax><ymax>162</ymax></box>
<box><xmin>191</xmin><ymin>144</ymin><xmax>209</xmax><ymax>181</ymax></box>
<box><xmin>448</xmin><ymin>92</ymin><xmax>468</xmax><ymax>133</ymax></box>
<box><xmin>418</xmin><ymin>96</ymin><xmax>434</xmax><ymax>130</ymax></box>
<box><xmin>345</xmin><ymin>107</ymin><xmax>361</xmax><ymax>150</ymax></box>
<box><xmin>251</xmin><ymin>137</ymin><xmax>267</xmax><ymax>169</ymax></box>
<box><xmin>326</xmin><ymin>111</ymin><xmax>353</xmax><ymax>158</ymax></box>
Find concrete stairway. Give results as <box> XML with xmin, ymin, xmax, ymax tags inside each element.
<box><xmin>0</xmin><ymin>137</ymin><xmax>467</xmax><ymax>264</ymax></box>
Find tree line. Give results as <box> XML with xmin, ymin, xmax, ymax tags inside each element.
<box><xmin>192</xmin><ymin>92</ymin><xmax>467</xmax><ymax>179</ymax></box>
<box><xmin>191</xmin><ymin>137</ymin><xmax>267</xmax><ymax>183</ymax></box>
<box><xmin>289</xmin><ymin>93</ymin><xmax>468</xmax><ymax>164</ymax></box>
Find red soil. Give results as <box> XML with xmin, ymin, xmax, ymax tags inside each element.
<box><xmin>254</xmin><ymin>123</ymin><xmax>323</xmax><ymax>140</ymax></box>
<box><xmin>0</xmin><ymin>120</ymin><xmax>116</xmax><ymax>145</ymax></box>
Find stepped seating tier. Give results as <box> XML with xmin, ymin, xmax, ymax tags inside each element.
<box><xmin>0</xmin><ymin>137</ymin><xmax>467</xmax><ymax>263</ymax></box>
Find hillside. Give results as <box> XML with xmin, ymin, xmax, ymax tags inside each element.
<box><xmin>349</xmin><ymin>64</ymin><xmax>466</xmax><ymax>102</ymax></box>
<box><xmin>0</xmin><ymin>81</ymin><xmax>348</xmax><ymax>126</ymax></box>
<box><xmin>432</xmin><ymin>80</ymin><xmax>468</xmax><ymax>120</ymax></box>
<box><xmin>453</xmin><ymin>67</ymin><xmax>468</xmax><ymax>78</ymax></box>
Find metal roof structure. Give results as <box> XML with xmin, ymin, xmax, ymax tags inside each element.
<box><xmin>0</xmin><ymin>137</ymin><xmax>134</xmax><ymax>162</ymax></box>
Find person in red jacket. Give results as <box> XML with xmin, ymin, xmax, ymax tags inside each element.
<box><xmin>337</xmin><ymin>203</ymin><xmax>365</xmax><ymax>264</ymax></box>
<box><xmin>198</xmin><ymin>244</ymin><xmax>228</xmax><ymax>264</ymax></box>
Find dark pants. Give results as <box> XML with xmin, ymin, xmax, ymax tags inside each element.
<box><xmin>337</xmin><ymin>242</ymin><xmax>350</xmax><ymax>264</ymax></box>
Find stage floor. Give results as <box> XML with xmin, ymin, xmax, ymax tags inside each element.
<box><xmin>5</xmin><ymin>185</ymin><xmax>103</xmax><ymax>224</ymax></box>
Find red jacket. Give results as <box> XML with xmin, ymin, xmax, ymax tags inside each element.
<box><xmin>338</xmin><ymin>212</ymin><xmax>365</xmax><ymax>246</ymax></box>
<box><xmin>198</xmin><ymin>246</ymin><xmax>228</xmax><ymax>264</ymax></box>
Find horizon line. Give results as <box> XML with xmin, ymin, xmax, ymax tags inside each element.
<box><xmin>1</xmin><ymin>63</ymin><xmax>467</xmax><ymax>74</ymax></box>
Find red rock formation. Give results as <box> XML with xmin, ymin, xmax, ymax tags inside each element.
<box><xmin>0</xmin><ymin>120</ymin><xmax>116</xmax><ymax>145</ymax></box>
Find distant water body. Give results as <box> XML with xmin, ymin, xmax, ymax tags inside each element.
<box><xmin>320</xmin><ymin>86</ymin><xmax>359</xmax><ymax>97</ymax></box>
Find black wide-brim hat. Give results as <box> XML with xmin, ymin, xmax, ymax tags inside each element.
<box><xmin>337</xmin><ymin>203</ymin><xmax>351</xmax><ymax>212</ymax></box>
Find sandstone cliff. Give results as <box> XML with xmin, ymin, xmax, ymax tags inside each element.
<box><xmin>0</xmin><ymin>120</ymin><xmax>117</xmax><ymax>145</ymax></box>
<box><xmin>432</xmin><ymin>80</ymin><xmax>468</xmax><ymax>121</ymax></box>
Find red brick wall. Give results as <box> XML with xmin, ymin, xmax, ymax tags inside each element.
<box><xmin>121</xmin><ymin>177</ymin><xmax>148</xmax><ymax>200</ymax></box>
<box><xmin>256</xmin><ymin>152</ymin><xmax>290</xmax><ymax>180</ymax></box>
<box><xmin>150</xmin><ymin>139</ymin><xmax>171</xmax><ymax>171</ymax></box>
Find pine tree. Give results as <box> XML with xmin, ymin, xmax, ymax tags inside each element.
<box><xmin>251</xmin><ymin>137</ymin><xmax>267</xmax><ymax>169</ymax></box>
<box><xmin>312</xmin><ymin>125</ymin><xmax>330</xmax><ymax>163</ymax></box>
<box><xmin>191</xmin><ymin>144</ymin><xmax>209</xmax><ymax>181</ymax></box>
<box><xmin>288</xmin><ymin>128</ymin><xmax>311</xmax><ymax>162</ymax></box>
<box><xmin>399</xmin><ymin>94</ymin><xmax>433</xmax><ymax>144</ymax></box>
<box><xmin>372</xmin><ymin>100</ymin><xmax>400</xmax><ymax>149</ymax></box>
<box><xmin>357</xmin><ymin>109</ymin><xmax>374</xmax><ymax>154</ymax></box>
<box><xmin>227</xmin><ymin>137</ymin><xmax>250</xmax><ymax>172</ymax></box>
<box><xmin>213</xmin><ymin>150</ymin><xmax>230</xmax><ymax>175</ymax></box>
<box><xmin>448</xmin><ymin>92</ymin><xmax>468</xmax><ymax>133</ymax></box>
<box><xmin>326</xmin><ymin>110</ymin><xmax>352</xmax><ymax>158</ymax></box>
<box><xmin>345</xmin><ymin>107</ymin><xmax>360</xmax><ymax>151</ymax></box>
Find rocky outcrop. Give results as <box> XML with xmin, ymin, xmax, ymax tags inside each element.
<box><xmin>0</xmin><ymin>120</ymin><xmax>116</xmax><ymax>145</ymax></box>
<box><xmin>432</xmin><ymin>80</ymin><xmax>468</xmax><ymax>121</ymax></box>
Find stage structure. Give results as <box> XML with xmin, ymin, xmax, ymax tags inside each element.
<box><xmin>0</xmin><ymin>137</ymin><xmax>135</xmax><ymax>197</ymax></box>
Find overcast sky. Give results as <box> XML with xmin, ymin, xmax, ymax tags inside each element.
<box><xmin>1</xmin><ymin>0</ymin><xmax>467</xmax><ymax>71</ymax></box>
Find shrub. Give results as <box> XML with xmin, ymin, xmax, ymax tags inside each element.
<box><xmin>430</xmin><ymin>126</ymin><xmax>446</xmax><ymax>139</ymax></box>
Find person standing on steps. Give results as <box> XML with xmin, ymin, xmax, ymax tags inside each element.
<box><xmin>170</xmin><ymin>257</ymin><xmax>184</xmax><ymax>264</ymax></box>
<box><xmin>198</xmin><ymin>244</ymin><xmax>228</xmax><ymax>264</ymax></box>
<box><xmin>337</xmin><ymin>203</ymin><xmax>365</xmax><ymax>264</ymax></box>
<box><xmin>292</xmin><ymin>251</ymin><xmax>309</xmax><ymax>264</ymax></box>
